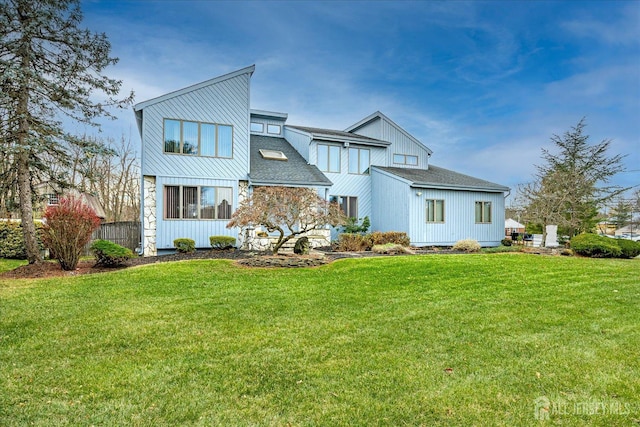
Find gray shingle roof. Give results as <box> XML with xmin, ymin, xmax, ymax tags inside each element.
<box><xmin>376</xmin><ymin>165</ymin><xmax>510</xmax><ymax>192</ymax></box>
<box><xmin>250</xmin><ymin>135</ymin><xmax>332</xmax><ymax>186</ymax></box>
<box><xmin>286</xmin><ymin>125</ymin><xmax>391</xmax><ymax>147</ymax></box>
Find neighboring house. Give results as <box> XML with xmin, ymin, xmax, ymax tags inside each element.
<box><xmin>134</xmin><ymin>65</ymin><xmax>509</xmax><ymax>255</ymax></box>
<box><xmin>35</xmin><ymin>182</ymin><xmax>107</xmax><ymax>220</ymax></box>
<box><xmin>505</xmin><ymin>218</ymin><xmax>526</xmax><ymax>237</ymax></box>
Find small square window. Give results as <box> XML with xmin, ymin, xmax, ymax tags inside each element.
<box><xmin>267</xmin><ymin>124</ymin><xmax>281</xmax><ymax>135</ymax></box>
<box><xmin>250</xmin><ymin>122</ymin><xmax>264</xmax><ymax>133</ymax></box>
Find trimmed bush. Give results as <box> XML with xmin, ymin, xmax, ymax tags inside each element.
<box><xmin>501</xmin><ymin>238</ymin><xmax>512</xmax><ymax>246</ymax></box>
<box><xmin>335</xmin><ymin>233</ymin><xmax>372</xmax><ymax>252</ymax></box>
<box><xmin>342</xmin><ymin>216</ymin><xmax>370</xmax><ymax>234</ymax></box>
<box><xmin>42</xmin><ymin>197</ymin><xmax>101</xmax><ymax>271</ymax></box>
<box><xmin>174</xmin><ymin>238</ymin><xmax>196</xmax><ymax>253</ymax></box>
<box><xmin>294</xmin><ymin>236</ymin><xmax>310</xmax><ymax>255</ymax></box>
<box><xmin>453</xmin><ymin>239</ymin><xmax>481</xmax><ymax>253</ymax></box>
<box><xmin>371</xmin><ymin>243</ymin><xmax>413</xmax><ymax>255</ymax></box>
<box><xmin>90</xmin><ymin>239</ymin><xmax>135</xmax><ymax>267</ymax></box>
<box><xmin>570</xmin><ymin>234</ymin><xmax>622</xmax><ymax>258</ymax></box>
<box><xmin>209</xmin><ymin>235</ymin><xmax>236</xmax><ymax>250</ymax></box>
<box><xmin>370</xmin><ymin>231</ymin><xmax>410</xmax><ymax>247</ymax></box>
<box><xmin>614</xmin><ymin>238</ymin><xmax>640</xmax><ymax>259</ymax></box>
<box><xmin>0</xmin><ymin>222</ymin><xmax>44</xmax><ymax>259</ymax></box>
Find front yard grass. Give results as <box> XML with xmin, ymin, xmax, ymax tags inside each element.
<box><xmin>1</xmin><ymin>254</ymin><xmax>638</xmax><ymax>426</ymax></box>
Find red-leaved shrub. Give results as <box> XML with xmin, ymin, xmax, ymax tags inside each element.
<box><xmin>42</xmin><ymin>197</ymin><xmax>101</xmax><ymax>271</ymax></box>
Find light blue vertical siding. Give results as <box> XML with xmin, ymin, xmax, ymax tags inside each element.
<box><xmin>141</xmin><ymin>72</ymin><xmax>251</xmax><ymax>180</ymax></box>
<box><xmin>350</xmin><ymin>117</ymin><xmax>430</xmax><ymax>169</ymax></box>
<box><xmin>372</xmin><ymin>168</ymin><xmax>505</xmax><ymax>246</ymax></box>
<box><xmin>371</xmin><ymin>169</ymin><xmax>411</xmax><ymax>233</ymax></box>
<box><xmin>155</xmin><ymin>176</ymin><xmax>239</xmax><ymax>250</ymax></box>
<box><xmin>283</xmin><ymin>127</ymin><xmax>311</xmax><ymax>162</ymax></box>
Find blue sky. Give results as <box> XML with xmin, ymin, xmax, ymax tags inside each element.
<box><xmin>80</xmin><ymin>0</ymin><xmax>640</xmax><ymax>201</ymax></box>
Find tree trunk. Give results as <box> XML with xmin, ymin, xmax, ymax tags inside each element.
<box><xmin>16</xmin><ymin>151</ymin><xmax>42</xmax><ymax>264</ymax></box>
<box><xmin>16</xmin><ymin>30</ymin><xmax>42</xmax><ymax>264</ymax></box>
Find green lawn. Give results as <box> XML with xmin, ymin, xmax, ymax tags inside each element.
<box><xmin>1</xmin><ymin>254</ymin><xmax>638</xmax><ymax>426</ymax></box>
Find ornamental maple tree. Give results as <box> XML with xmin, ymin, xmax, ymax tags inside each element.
<box><xmin>227</xmin><ymin>186</ymin><xmax>346</xmax><ymax>254</ymax></box>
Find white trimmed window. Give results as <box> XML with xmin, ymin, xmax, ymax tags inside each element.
<box><xmin>318</xmin><ymin>144</ymin><xmax>341</xmax><ymax>173</ymax></box>
<box><xmin>164</xmin><ymin>119</ymin><xmax>233</xmax><ymax>158</ymax></box>
<box><xmin>348</xmin><ymin>147</ymin><xmax>370</xmax><ymax>175</ymax></box>
<box><xmin>164</xmin><ymin>186</ymin><xmax>233</xmax><ymax>220</ymax></box>
<box><xmin>475</xmin><ymin>201</ymin><xmax>492</xmax><ymax>223</ymax></box>
<box><xmin>426</xmin><ymin>199</ymin><xmax>445</xmax><ymax>223</ymax></box>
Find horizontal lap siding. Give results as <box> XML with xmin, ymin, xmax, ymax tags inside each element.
<box><xmin>142</xmin><ymin>74</ymin><xmax>250</xmax><ymax>180</ymax></box>
<box><xmin>155</xmin><ymin>177</ymin><xmax>239</xmax><ymax>249</ymax></box>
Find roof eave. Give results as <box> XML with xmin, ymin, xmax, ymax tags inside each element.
<box><xmin>410</xmin><ymin>183</ymin><xmax>510</xmax><ymax>192</ymax></box>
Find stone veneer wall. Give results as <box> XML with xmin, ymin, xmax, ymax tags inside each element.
<box><xmin>237</xmin><ymin>180</ymin><xmax>249</xmax><ymax>249</ymax></box>
<box><xmin>143</xmin><ymin>175</ymin><xmax>157</xmax><ymax>256</ymax></box>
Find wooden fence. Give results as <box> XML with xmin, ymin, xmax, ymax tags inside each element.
<box><xmin>84</xmin><ymin>221</ymin><xmax>141</xmax><ymax>254</ymax></box>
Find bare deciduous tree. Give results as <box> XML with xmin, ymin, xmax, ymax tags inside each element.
<box><xmin>227</xmin><ymin>186</ymin><xmax>346</xmax><ymax>254</ymax></box>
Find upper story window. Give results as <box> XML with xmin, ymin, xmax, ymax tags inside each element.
<box><xmin>426</xmin><ymin>199</ymin><xmax>445</xmax><ymax>223</ymax></box>
<box><xmin>250</xmin><ymin>122</ymin><xmax>264</xmax><ymax>133</ymax></box>
<box><xmin>393</xmin><ymin>153</ymin><xmax>418</xmax><ymax>166</ymax></box>
<box><xmin>349</xmin><ymin>147</ymin><xmax>370</xmax><ymax>175</ymax></box>
<box><xmin>164</xmin><ymin>119</ymin><xmax>233</xmax><ymax>158</ymax></box>
<box><xmin>267</xmin><ymin>124</ymin><xmax>281</xmax><ymax>135</ymax></box>
<box><xmin>475</xmin><ymin>201</ymin><xmax>492</xmax><ymax>224</ymax></box>
<box><xmin>318</xmin><ymin>144</ymin><xmax>341</xmax><ymax>173</ymax></box>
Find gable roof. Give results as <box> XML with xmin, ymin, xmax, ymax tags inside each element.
<box><xmin>133</xmin><ymin>65</ymin><xmax>255</xmax><ymax>112</ymax></box>
<box><xmin>345</xmin><ymin>111</ymin><xmax>433</xmax><ymax>155</ymax></box>
<box><xmin>250</xmin><ymin>135</ymin><xmax>332</xmax><ymax>187</ymax></box>
<box><xmin>375</xmin><ymin>165</ymin><xmax>510</xmax><ymax>192</ymax></box>
<box><xmin>286</xmin><ymin>125</ymin><xmax>391</xmax><ymax>147</ymax></box>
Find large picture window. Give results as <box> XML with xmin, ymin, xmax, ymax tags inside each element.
<box><xmin>348</xmin><ymin>147</ymin><xmax>370</xmax><ymax>175</ymax></box>
<box><xmin>426</xmin><ymin>199</ymin><xmax>445</xmax><ymax>223</ymax></box>
<box><xmin>330</xmin><ymin>195</ymin><xmax>357</xmax><ymax>218</ymax></box>
<box><xmin>318</xmin><ymin>144</ymin><xmax>341</xmax><ymax>173</ymax></box>
<box><xmin>475</xmin><ymin>201</ymin><xmax>492</xmax><ymax>223</ymax></box>
<box><xmin>164</xmin><ymin>185</ymin><xmax>233</xmax><ymax>220</ymax></box>
<box><xmin>163</xmin><ymin>119</ymin><xmax>233</xmax><ymax>158</ymax></box>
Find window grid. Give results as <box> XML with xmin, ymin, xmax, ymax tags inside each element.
<box><xmin>164</xmin><ymin>185</ymin><xmax>233</xmax><ymax>220</ymax></box>
<box><xmin>163</xmin><ymin>119</ymin><xmax>233</xmax><ymax>158</ymax></box>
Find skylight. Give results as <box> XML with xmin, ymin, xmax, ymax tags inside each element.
<box><xmin>259</xmin><ymin>149</ymin><xmax>287</xmax><ymax>161</ymax></box>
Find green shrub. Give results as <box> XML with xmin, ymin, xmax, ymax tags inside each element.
<box><xmin>370</xmin><ymin>231</ymin><xmax>410</xmax><ymax>247</ymax></box>
<box><xmin>342</xmin><ymin>216</ymin><xmax>370</xmax><ymax>234</ymax></box>
<box><xmin>453</xmin><ymin>239</ymin><xmax>481</xmax><ymax>253</ymax></box>
<box><xmin>209</xmin><ymin>235</ymin><xmax>236</xmax><ymax>250</ymax></box>
<box><xmin>174</xmin><ymin>238</ymin><xmax>196</xmax><ymax>253</ymax></box>
<box><xmin>570</xmin><ymin>234</ymin><xmax>622</xmax><ymax>258</ymax></box>
<box><xmin>90</xmin><ymin>239</ymin><xmax>135</xmax><ymax>267</ymax></box>
<box><xmin>371</xmin><ymin>243</ymin><xmax>413</xmax><ymax>255</ymax></box>
<box><xmin>501</xmin><ymin>238</ymin><xmax>512</xmax><ymax>246</ymax></box>
<box><xmin>43</xmin><ymin>198</ymin><xmax>101</xmax><ymax>270</ymax></box>
<box><xmin>614</xmin><ymin>238</ymin><xmax>640</xmax><ymax>259</ymax></box>
<box><xmin>0</xmin><ymin>222</ymin><xmax>45</xmax><ymax>259</ymax></box>
<box><xmin>335</xmin><ymin>233</ymin><xmax>372</xmax><ymax>251</ymax></box>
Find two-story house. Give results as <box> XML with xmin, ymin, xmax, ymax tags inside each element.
<box><xmin>134</xmin><ymin>65</ymin><xmax>509</xmax><ymax>255</ymax></box>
